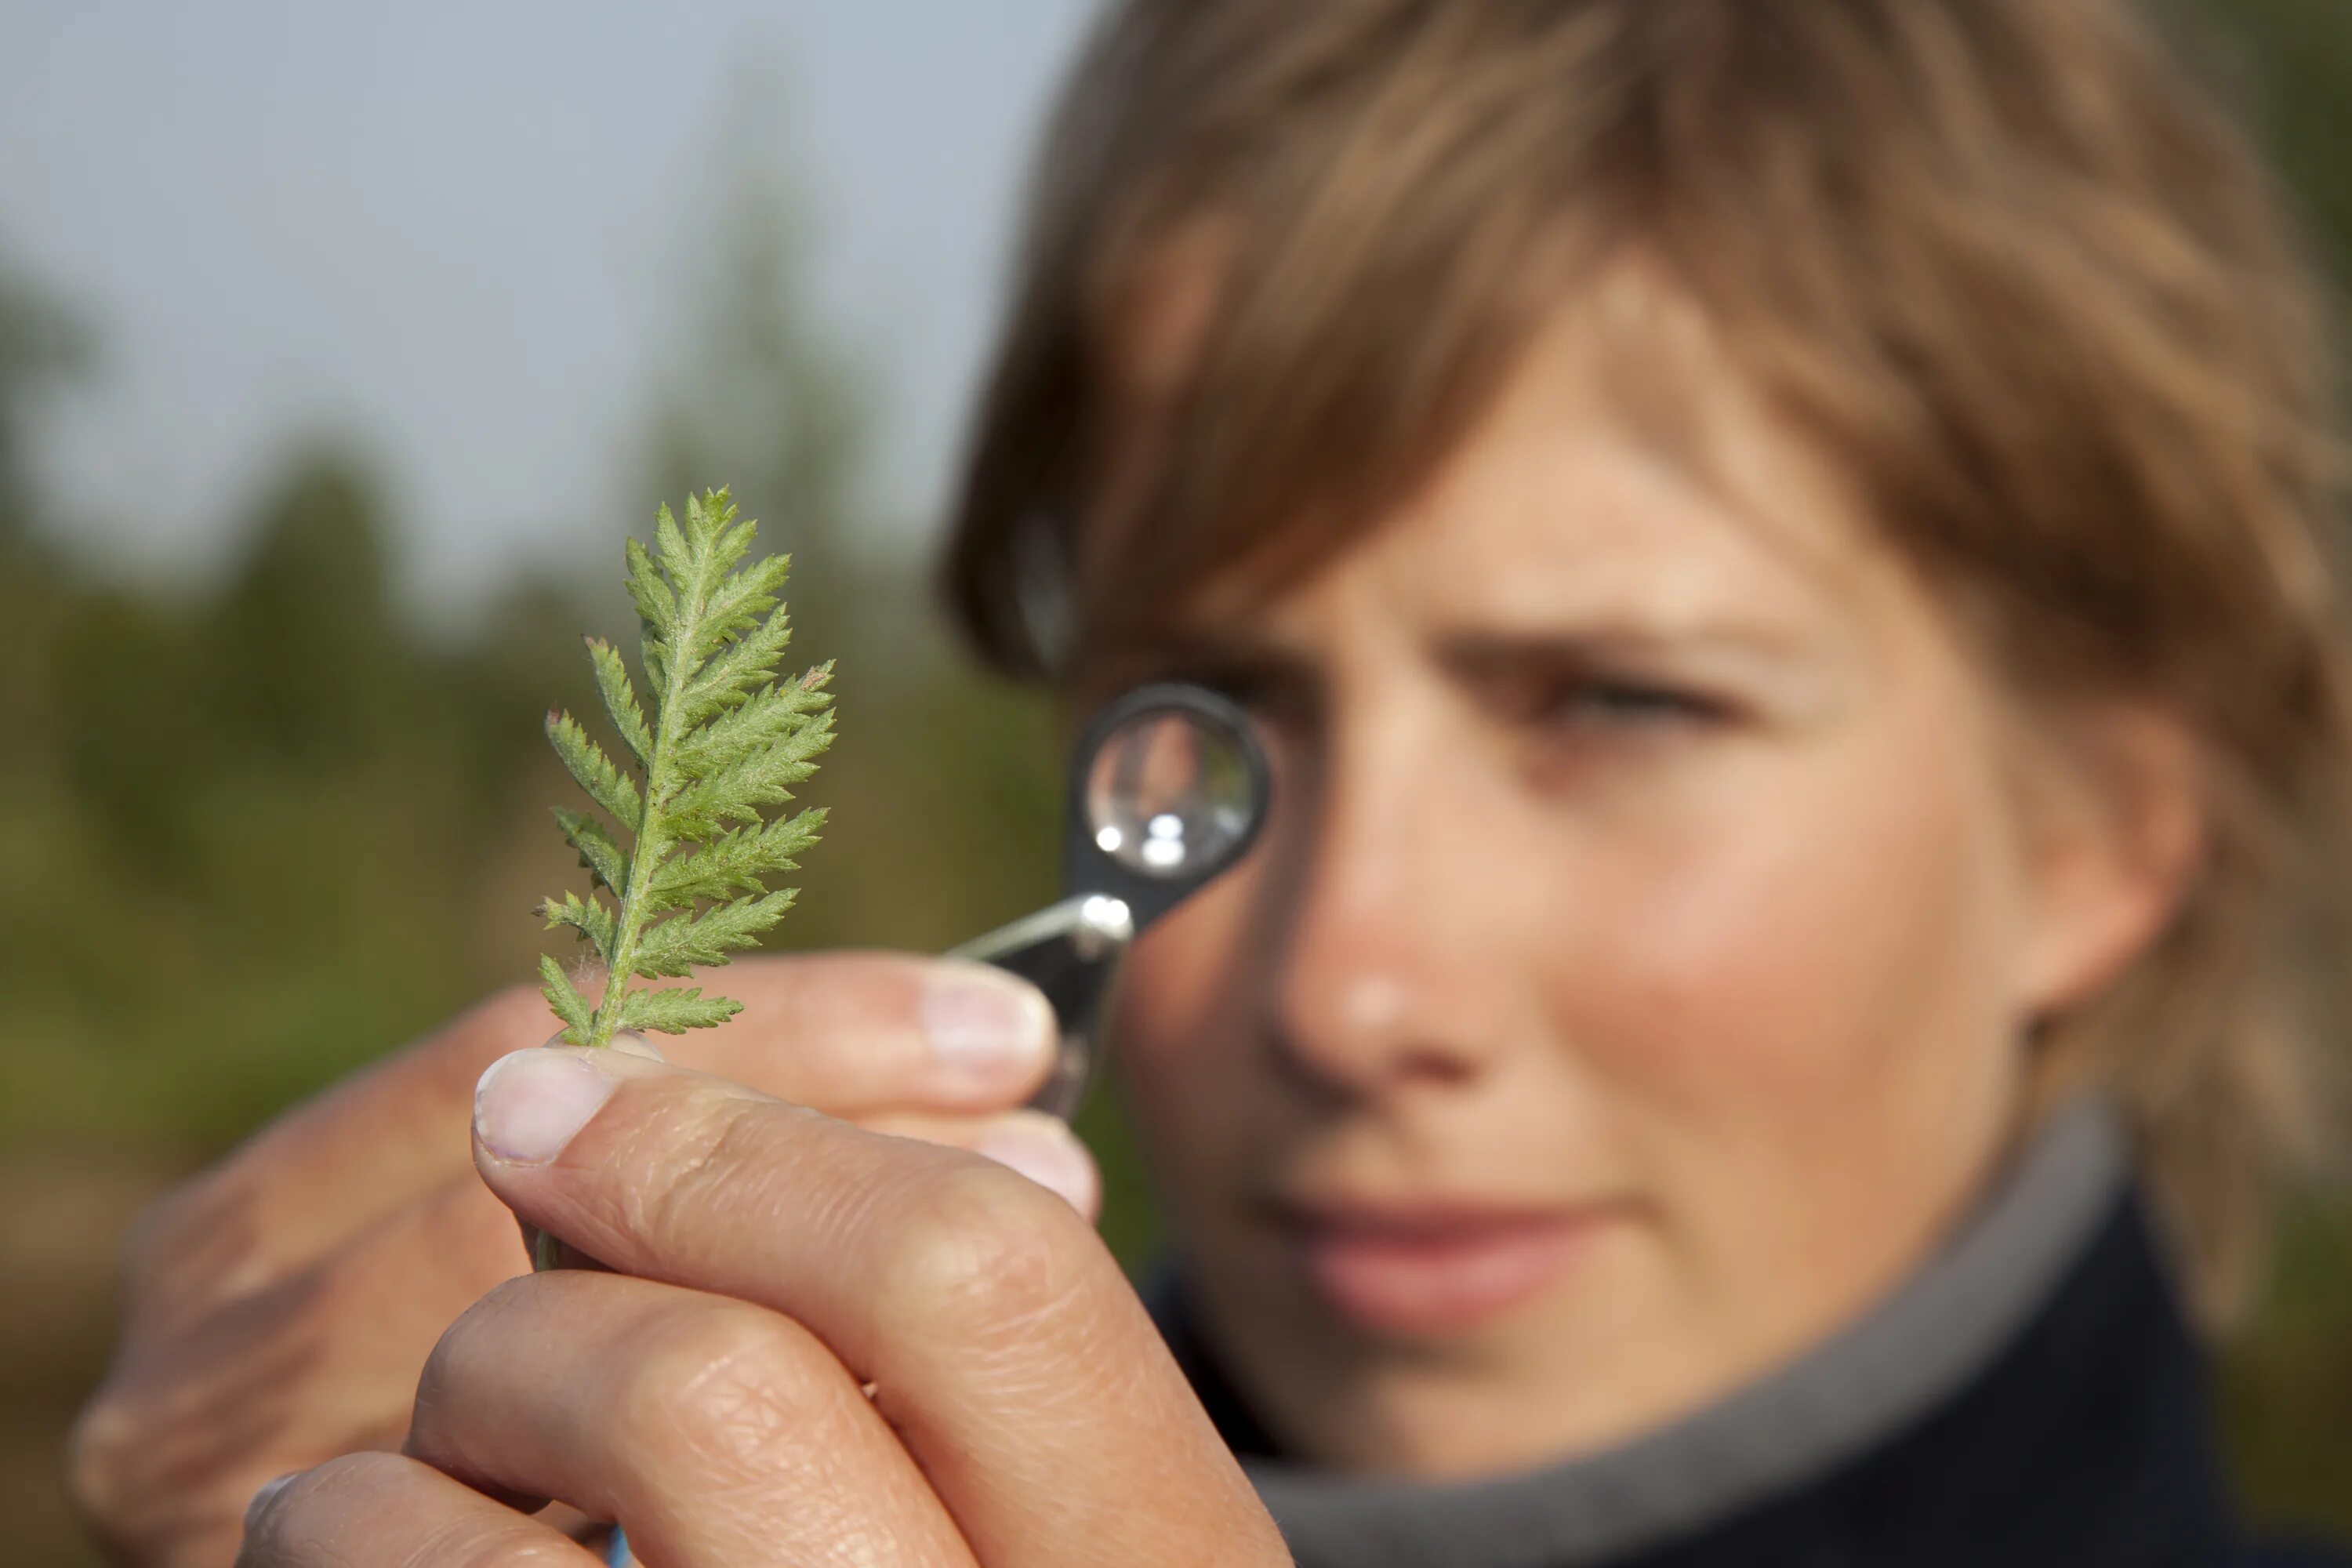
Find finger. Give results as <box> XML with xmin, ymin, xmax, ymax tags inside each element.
<box><xmin>407</xmin><ymin>1270</ymin><xmax>978</xmax><ymax>1568</ymax></box>
<box><xmin>524</xmin><ymin>1105</ymin><xmax>1102</xmax><ymax>1266</ymax></box>
<box><xmin>860</xmin><ymin>1109</ymin><xmax>1103</xmax><ymax>1221</ymax></box>
<box><xmin>472</xmin><ymin>1049</ymin><xmax>1282</xmax><ymax>1568</ymax></box>
<box><xmin>667</xmin><ymin>953</ymin><xmax>1057</xmax><ymax>1112</ymax></box>
<box><xmin>237</xmin><ymin>1449</ymin><xmax>601</xmax><ymax>1568</ymax></box>
<box><xmin>142</xmin><ymin>954</ymin><xmax>1056</xmax><ymax>1303</ymax></box>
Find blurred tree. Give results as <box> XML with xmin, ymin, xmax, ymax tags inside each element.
<box><xmin>2182</xmin><ymin>0</ymin><xmax>2352</xmax><ymax>283</ymax></box>
<box><xmin>209</xmin><ymin>451</ymin><xmax>408</xmax><ymax>764</ymax></box>
<box><xmin>0</xmin><ymin>245</ymin><xmax>88</xmax><ymax>540</ymax></box>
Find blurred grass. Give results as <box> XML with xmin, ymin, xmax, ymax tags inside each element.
<box><xmin>5</xmin><ymin>4</ymin><xmax>2352</xmax><ymax>1563</ymax></box>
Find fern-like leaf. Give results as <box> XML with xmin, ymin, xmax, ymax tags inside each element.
<box><xmin>535</xmin><ymin>486</ymin><xmax>833</xmax><ymax>1047</ymax></box>
<box><xmin>612</xmin><ymin>986</ymin><xmax>745</xmax><ymax>1035</ymax></box>
<box><xmin>587</xmin><ymin>637</ymin><xmax>655</xmax><ymax>766</ymax></box>
<box><xmin>546</xmin><ymin>710</ymin><xmax>642</xmax><ymax>832</ymax></box>
<box><xmin>554</xmin><ymin>808</ymin><xmax>627</xmax><ymax>893</ymax></box>
<box><xmin>634</xmin><ymin>888</ymin><xmax>798</xmax><ymax>976</ymax></box>
<box><xmin>542</xmin><ymin>889</ymin><xmax>619</xmax><ymax>953</ymax></box>
<box><xmin>625</xmin><ymin>539</ymin><xmax>676</xmax><ymax>657</ymax></box>
<box><xmin>539</xmin><ymin>955</ymin><xmax>595</xmax><ymax>1046</ymax></box>
<box><xmin>667</xmin><ymin>714</ymin><xmax>831</xmax><ymax>836</ymax></box>
<box><xmin>648</xmin><ymin>808</ymin><xmax>824</xmax><ymax>906</ymax></box>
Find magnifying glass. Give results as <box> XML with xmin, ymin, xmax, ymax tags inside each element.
<box><xmin>947</xmin><ymin>682</ymin><xmax>1272</xmax><ymax>1121</ymax></box>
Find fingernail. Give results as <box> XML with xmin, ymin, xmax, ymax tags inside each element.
<box><xmin>474</xmin><ymin>1049</ymin><xmax>616</xmax><ymax>1165</ymax></box>
<box><xmin>922</xmin><ymin>967</ymin><xmax>1054</xmax><ymax>1089</ymax></box>
<box><xmin>608</xmin><ymin>1030</ymin><xmax>666</xmax><ymax>1062</ymax></box>
<box><xmin>540</xmin><ymin>1028</ymin><xmax>664</xmax><ymax>1062</ymax></box>
<box><xmin>245</xmin><ymin>1470</ymin><xmax>299</xmax><ymax>1534</ymax></box>
<box><xmin>977</xmin><ymin>1115</ymin><xmax>1098</xmax><ymax>1213</ymax></box>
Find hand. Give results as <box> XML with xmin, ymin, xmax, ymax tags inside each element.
<box><xmin>238</xmin><ymin>1045</ymin><xmax>1287</xmax><ymax>1567</ymax></box>
<box><xmin>69</xmin><ymin>956</ymin><xmax>1088</xmax><ymax>1568</ymax></box>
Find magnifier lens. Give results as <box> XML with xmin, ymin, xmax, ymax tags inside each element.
<box><xmin>1084</xmin><ymin>710</ymin><xmax>1255</xmax><ymax>880</ymax></box>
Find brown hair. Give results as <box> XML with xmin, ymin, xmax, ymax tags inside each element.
<box><xmin>943</xmin><ymin>0</ymin><xmax>2352</xmax><ymax>1322</ymax></box>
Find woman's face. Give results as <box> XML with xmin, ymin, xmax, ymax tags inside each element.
<box><xmin>1104</xmin><ymin>277</ymin><xmax>2180</xmax><ymax>1477</ymax></box>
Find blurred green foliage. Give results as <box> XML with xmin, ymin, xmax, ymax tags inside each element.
<box><xmin>0</xmin><ymin>201</ymin><xmax>1074</xmax><ymax>1161</ymax></box>
<box><xmin>7</xmin><ymin>6</ymin><xmax>2352</xmax><ymax>1563</ymax></box>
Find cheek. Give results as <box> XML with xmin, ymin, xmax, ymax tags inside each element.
<box><xmin>1111</xmin><ymin>866</ymin><xmax>1266</xmax><ymax>1181</ymax></box>
<box><xmin>1552</xmin><ymin>703</ymin><xmax>2031</xmax><ymax>1201</ymax></box>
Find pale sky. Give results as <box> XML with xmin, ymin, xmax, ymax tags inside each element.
<box><xmin>1</xmin><ymin>1</ymin><xmax>1098</xmax><ymax>615</ymax></box>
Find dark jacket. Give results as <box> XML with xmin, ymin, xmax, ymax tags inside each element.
<box><xmin>1152</xmin><ymin>1105</ymin><xmax>2348</xmax><ymax>1568</ymax></box>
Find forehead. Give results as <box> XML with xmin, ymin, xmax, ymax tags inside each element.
<box><xmin>1172</xmin><ymin>262</ymin><xmax>1900</xmax><ymax>648</ymax></box>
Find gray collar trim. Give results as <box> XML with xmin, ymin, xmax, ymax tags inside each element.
<box><xmin>1247</xmin><ymin>1101</ymin><xmax>2131</xmax><ymax>1568</ymax></box>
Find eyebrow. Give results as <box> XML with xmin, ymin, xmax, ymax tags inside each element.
<box><xmin>1431</xmin><ymin>619</ymin><xmax>1818</xmax><ymax>676</ymax></box>
<box><xmin>1096</xmin><ymin>604</ymin><xmax>1830</xmax><ymax>718</ymax></box>
<box><xmin>1090</xmin><ymin>630</ymin><xmax>1323</xmax><ymax>702</ymax></box>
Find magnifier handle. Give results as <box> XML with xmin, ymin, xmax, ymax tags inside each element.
<box><xmin>945</xmin><ymin>895</ymin><xmax>1135</xmax><ymax>1124</ymax></box>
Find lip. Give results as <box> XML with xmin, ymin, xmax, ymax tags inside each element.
<box><xmin>1273</xmin><ymin>1197</ymin><xmax>1620</xmax><ymax>1337</ymax></box>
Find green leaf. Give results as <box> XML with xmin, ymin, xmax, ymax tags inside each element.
<box><xmin>655</xmin><ymin>499</ymin><xmax>694</xmax><ymax>585</ymax></box>
<box><xmin>612</xmin><ymin>986</ymin><xmax>744</xmax><ymax>1035</ymax></box>
<box><xmin>685</xmin><ymin>554</ymin><xmax>789</xmax><ymax>664</ymax></box>
<box><xmin>535</xmin><ymin>486</ymin><xmax>830</xmax><ymax>1050</ymax></box>
<box><xmin>673</xmin><ymin>663</ymin><xmax>832</xmax><ymax>775</ymax></box>
<box><xmin>674</xmin><ymin>607</ymin><xmax>797</xmax><ymax>728</ymax></box>
<box><xmin>648</xmin><ymin>808</ymin><xmax>824</xmax><ymax>906</ymax></box>
<box><xmin>666</xmin><ymin>710</ymin><xmax>833</xmax><ymax>835</ymax></box>
<box><xmin>633</xmin><ymin>888</ymin><xmax>797</xmax><ymax>976</ymax></box>
<box><xmin>546</xmin><ymin>709</ymin><xmax>642</xmax><ymax>832</ymax></box>
<box><xmin>543</xmin><ymin>890</ymin><xmax>617</xmax><ymax>956</ymax></box>
<box><xmin>553</xmin><ymin>808</ymin><xmax>627</xmax><ymax>893</ymax></box>
<box><xmin>539</xmin><ymin>955</ymin><xmax>594</xmax><ymax>1045</ymax></box>
<box><xmin>586</xmin><ymin>637</ymin><xmax>654</xmax><ymax>765</ymax></box>
<box><xmin>626</xmin><ymin>536</ymin><xmax>675</xmax><ymax>644</ymax></box>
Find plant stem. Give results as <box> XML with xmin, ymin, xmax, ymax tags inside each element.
<box><xmin>586</xmin><ymin>565</ymin><xmax>711</xmax><ymax>1047</ymax></box>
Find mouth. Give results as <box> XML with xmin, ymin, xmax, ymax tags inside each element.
<box><xmin>1272</xmin><ymin>1197</ymin><xmax>1624</xmax><ymax>1337</ymax></box>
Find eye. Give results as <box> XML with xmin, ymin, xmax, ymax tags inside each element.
<box><xmin>1541</xmin><ymin>677</ymin><xmax>1725</xmax><ymax>731</ymax></box>
<box><xmin>1468</xmin><ymin>660</ymin><xmax>1730</xmax><ymax>738</ymax></box>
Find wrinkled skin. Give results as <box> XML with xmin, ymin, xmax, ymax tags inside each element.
<box><xmin>236</xmin><ymin>1045</ymin><xmax>1286</xmax><ymax>1567</ymax></box>
<box><xmin>69</xmin><ymin>956</ymin><xmax>1099</xmax><ymax>1567</ymax></box>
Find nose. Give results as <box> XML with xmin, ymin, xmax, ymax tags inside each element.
<box><xmin>1265</xmin><ymin>698</ymin><xmax>1508</xmax><ymax>1100</ymax></box>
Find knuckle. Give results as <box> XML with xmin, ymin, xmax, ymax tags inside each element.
<box><xmin>240</xmin><ymin>1451</ymin><xmax>408</xmax><ymax>1556</ymax></box>
<box><xmin>307</xmin><ymin>1448</ymin><xmax>412</xmax><ymax>1496</ymax></box>
<box><xmin>604</xmin><ymin>1301</ymin><xmax>831</xmax><ymax>1483</ymax></box>
<box><xmin>63</xmin><ymin>1388</ymin><xmax>137</xmax><ymax>1526</ymax></box>
<box><xmin>117</xmin><ymin>1174</ymin><xmax>218</xmax><ymax>1306</ymax></box>
<box><xmin>629</xmin><ymin>1096</ymin><xmax>782</xmax><ymax>1241</ymax></box>
<box><xmin>874</xmin><ymin>1156</ymin><xmax>1085</xmax><ymax>1338</ymax></box>
<box><xmin>416</xmin><ymin>1273</ymin><xmax>539</xmax><ymax>1419</ymax></box>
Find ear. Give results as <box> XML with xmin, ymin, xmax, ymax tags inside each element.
<box><xmin>2016</xmin><ymin>706</ymin><xmax>2208</xmax><ymax>1018</ymax></box>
